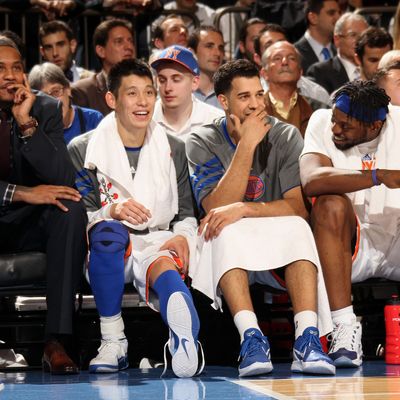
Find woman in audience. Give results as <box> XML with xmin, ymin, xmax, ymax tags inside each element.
<box><xmin>28</xmin><ymin>62</ymin><xmax>103</xmax><ymax>143</ymax></box>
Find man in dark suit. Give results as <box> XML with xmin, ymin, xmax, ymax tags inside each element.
<box><xmin>0</xmin><ymin>38</ymin><xmax>87</xmax><ymax>374</ymax></box>
<box><xmin>307</xmin><ymin>12</ymin><xmax>368</xmax><ymax>94</ymax></box>
<box><xmin>71</xmin><ymin>18</ymin><xmax>135</xmax><ymax>116</ymax></box>
<box><xmin>294</xmin><ymin>0</ymin><xmax>340</xmax><ymax>73</ymax></box>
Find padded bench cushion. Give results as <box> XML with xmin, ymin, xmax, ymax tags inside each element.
<box><xmin>0</xmin><ymin>252</ymin><xmax>46</xmax><ymax>287</ymax></box>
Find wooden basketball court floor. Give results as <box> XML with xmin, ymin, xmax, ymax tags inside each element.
<box><xmin>1</xmin><ymin>361</ymin><xmax>399</xmax><ymax>399</ymax></box>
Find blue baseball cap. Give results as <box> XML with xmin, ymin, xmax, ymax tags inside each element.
<box><xmin>151</xmin><ymin>45</ymin><xmax>199</xmax><ymax>76</ymax></box>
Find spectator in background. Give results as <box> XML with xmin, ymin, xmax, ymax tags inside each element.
<box><xmin>219</xmin><ymin>0</ymin><xmax>254</xmax><ymax>59</ymax></box>
<box><xmin>39</xmin><ymin>21</ymin><xmax>93</xmax><ymax>83</ymax></box>
<box><xmin>254</xmin><ymin>24</ymin><xmax>331</xmax><ymax>107</ymax></box>
<box><xmin>101</xmin><ymin>0</ymin><xmax>160</xmax><ymax>15</ymax></box>
<box><xmin>392</xmin><ymin>0</ymin><xmax>400</xmax><ymax>51</ymax></box>
<box><xmin>72</xmin><ymin>19</ymin><xmax>135</xmax><ymax>116</ymax></box>
<box><xmin>378</xmin><ymin>50</ymin><xmax>400</xmax><ymax>69</ymax></box>
<box><xmin>152</xmin><ymin>14</ymin><xmax>189</xmax><ymax>51</ymax></box>
<box><xmin>163</xmin><ymin>0</ymin><xmax>215</xmax><ymax>31</ymax></box>
<box><xmin>307</xmin><ymin>12</ymin><xmax>368</xmax><ymax>94</ymax></box>
<box><xmin>253</xmin><ymin>24</ymin><xmax>287</xmax><ymax>65</ymax></box>
<box><xmin>188</xmin><ymin>25</ymin><xmax>225</xmax><ymax>109</ymax></box>
<box><xmin>27</xmin><ymin>0</ymin><xmax>82</xmax><ymax>20</ymax></box>
<box><xmin>29</xmin><ymin>62</ymin><xmax>103</xmax><ymax>144</ymax></box>
<box><xmin>151</xmin><ymin>45</ymin><xmax>224</xmax><ymax>141</ymax></box>
<box><xmin>355</xmin><ymin>27</ymin><xmax>393</xmax><ymax>81</ymax></box>
<box><xmin>294</xmin><ymin>0</ymin><xmax>341</xmax><ymax>73</ymax></box>
<box><xmin>375</xmin><ymin>61</ymin><xmax>400</xmax><ymax>106</ymax></box>
<box><xmin>237</xmin><ymin>17</ymin><xmax>267</xmax><ymax>61</ymax></box>
<box><xmin>262</xmin><ymin>41</ymin><xmax>327</xmax><ymax>137</ymax></box>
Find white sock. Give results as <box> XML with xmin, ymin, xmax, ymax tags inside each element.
<box><xmin>100</xmin><ymin>312</ymin><xmax>126</xmax><ymax>341</ymax></box>
<box><xmin>233</xmin><ymin>310</ymin><xmax>261</xmax><ymax>343</ymax></box>
<box><xmin>294</xmin><ymin>310</ymin><xmax>318</xmax><ymax>339</ymax></box>
<box><xmin>331</xmin><ymin>306</ymin><xmax>356</xmax><ymax>326</ymax></box>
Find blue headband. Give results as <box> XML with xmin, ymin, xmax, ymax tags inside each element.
<box><xmin>335</xmin><ymin>93</ymin><xmax>387</xmax><ymax>122</ymax></box>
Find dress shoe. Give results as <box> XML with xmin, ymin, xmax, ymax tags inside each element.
<box><xmin>42</xmin><ymin>340</ymin><xmax>79</xmax><ymax>375</ymax></box>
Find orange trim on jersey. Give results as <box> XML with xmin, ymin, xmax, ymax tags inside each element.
<box><xmin>124</xmin><ymin>240</ymin><xmax>132</xmax><ymax>261</ymax></box>
<box><xmin>352</xmin><ymin>216</ymin><xmax>361</xmax><ymax>263</ymax></box>
<box><xmin>144</xmin><ymin>255</ymin><xmax>183</xmax><ymax>304</ymax></box>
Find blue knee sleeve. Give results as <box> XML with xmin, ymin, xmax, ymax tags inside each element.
<box><xmin>88</xmin><ymin>221</ymin><xmax>129</xmax><ymax>317</ymax></box>
<box><xmin>152</xmin><ymin>270</ymin><xmax>193</xmax><ymax>325</ymax></box>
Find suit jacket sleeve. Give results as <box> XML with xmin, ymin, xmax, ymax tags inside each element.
<box><xmin>71</xmin><ymin>80</ymin><xmax>90</xmax><ymax>109</ymax></box>
<box><xmin>0</xmin><ymin>95</ymin><xmax>76</xmax><ymax>203</ymax></box>
<box><xmin>17</xmin><ymin>94</ymin><xmax>76</xmax><ymax>187</ymax></box>
<box><xmin>306</xmin><ymin>63</ymin><xmax>331</xmax><ymax>94</ymax></box>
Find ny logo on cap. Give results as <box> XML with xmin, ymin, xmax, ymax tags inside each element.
<box><xmin>165</xmin><ymin>48</ymin><xmax>181</xmax><ymax>60</ymax></box>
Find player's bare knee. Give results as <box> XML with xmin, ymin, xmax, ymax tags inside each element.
<box><xmin>312</xmin><ymin>195</ymin><xmax>352</xmax><ymax>231</ymax></box>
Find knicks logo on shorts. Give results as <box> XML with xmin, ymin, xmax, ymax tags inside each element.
<box><xmin>245</xmin><ymin>175</ymin><xmax>265</xmax><ymax>201</ymax></box>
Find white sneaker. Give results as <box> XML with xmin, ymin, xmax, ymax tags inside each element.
<box><xmin>328</xmin><ymin>321</ymin><xmax>363</xmax><ymax>367</ymax></box>
<box><xmin>163</xmin><ymin>292</ymin><xmax>204</xmax><ymax>378</ymax></box>
<box><xmin>89</xmin><ymin>338</ymin><xmax>129</xmax><ymax>373</ymax></box>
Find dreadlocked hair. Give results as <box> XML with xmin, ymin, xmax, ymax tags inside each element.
<box><xmin>333</xmin><ymin>80</ymin><xmax>390</xmax><ymax>125</ymax></box>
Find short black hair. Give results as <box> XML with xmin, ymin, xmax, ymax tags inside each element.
<box><xmin>0</xmin><ymin>36</ymin><xmax>20</xmax><ymax>53</ymax></box>
<box><xmin>107</xmin><ymin>58</ymin><xmax>154</xmax><ymax>98</ymax></box>
<box><xmin>93</xmin><ymin>18</ymin><xmax>133</xmax><ymax>48</ymax></box>
<box><xmin>0</xmin><ymin>30</ymin><xmax>25</xmax><ymax>59</ymax></box>
<box><xmin>355</xmin><ymin>27</ymin><xmax>393</xmax><ymax>60</ymax></box>
<box><xmin>253</xmin><ymin>23</ymin><xmax>286</xmax><ymax>56</ymax></box>
<box><xmin>39</xmin><ymin>20</ymin><xmax>75</xmax><ymax>44</ymax></box>
<box><xmin>333</xmin><ymin>80</ymin><xmax>390</xmax><ymax>124</ymax></box>
<box><xmin>188</xmin><ymin>25</ymin><xmax>223</xmax><ymax>52</ymax></box>
<box><xmin>305</xmin><ymin>0</ymin><xmax>338</xmax><ymax>27</ymax></box>
<box><xmin>239</xmin><ymin>17</ymin><xmax>266</xmax><ymax>43</ymax></box>
<box><xmin>213</xmin><ymin>59</ymin><xmax>259</xmax><ymax>96</ymax></box>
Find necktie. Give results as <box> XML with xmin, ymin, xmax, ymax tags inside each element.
<box><xmin>321</xmin><ymin>47</ymin><xmax>331</xmax><ymax>61</ymax></box>
<box><xmin>353</xmin><ymin>67</ymin><xmax>361</xmax><ymax>81</ymax></box>
<box><xmin>65</xmin><ymin>69</ymin><xmax>74</xmax><ymax>82</ymax></box>
<box><xmin>0</xmin><ymin>110</ymin><xmax>11</xmax><ymax>181</ymax></box>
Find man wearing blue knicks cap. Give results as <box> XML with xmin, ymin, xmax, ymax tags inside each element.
<box><xmin>300</xmin><ymin>80</ymin><xmax>400</xmax><ymax>369</ymax></box>
<box><xmin>151</xmin><ymin>45</ymin><xmax>223</xmax><ymax>142</ymax></box>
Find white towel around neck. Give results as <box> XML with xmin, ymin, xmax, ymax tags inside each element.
<box><xmin>84</xmin><ymin>112</ymin><xmax>178</xmax><ymax>231</ymax></box>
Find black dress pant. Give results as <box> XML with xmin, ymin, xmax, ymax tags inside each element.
<box><xmin>0</xmin><ymin>200</ymin><xmax>87</xmax><ymax>335</ymax></box>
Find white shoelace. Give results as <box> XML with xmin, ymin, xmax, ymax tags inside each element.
<box><xmin>329</xmin><ymin>323</ymin><xmax>359</xmax><ymax>352</ymax></box>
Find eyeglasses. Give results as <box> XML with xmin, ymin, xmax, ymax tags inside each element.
<box><xmin>339</xmin><ymin>32</ymin><xmax>361</xmax><ymax>41</ymax></box>
<box><xmin>44</xmin><ymin>86</ymin><xmax>65</xmax><ymax>98</ymax></box>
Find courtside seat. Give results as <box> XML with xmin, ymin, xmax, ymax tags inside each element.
<box><xmin>0</xmin><ymin>252</ymin><xmax>47</xmax><ymax>295</ymax></box>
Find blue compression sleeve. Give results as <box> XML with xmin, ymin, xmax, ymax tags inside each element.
<box><xmin>88</xmin><ymin>221</ymin><xmax>129</xmax><ymax>317</ymax></box>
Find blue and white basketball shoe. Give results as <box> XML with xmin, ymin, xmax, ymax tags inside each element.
<box><xmin>291</xmin><ymin>326</ymin><xmax>335</xmax><ymax>375</ymax></box>
<box><xmin>89</xmin><ymin>338</ymin><xmax>129</xmax><ymax>373</ymax></box>
<box><xmin>238</xmin><ymin>328</ymin><xmax>273</xmax><ymax>377</ymax></box>
<box><xmin>164</xmin><ymin>291</ymin><xmax>204</xmax><ymax>378</ymax></box>
<box><xmin>328</xmin><ymin>320</ymin><xmax>363</xmax><ymax>367</ymax></box>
